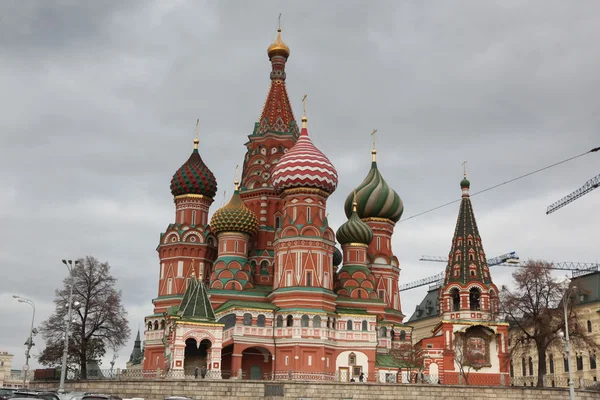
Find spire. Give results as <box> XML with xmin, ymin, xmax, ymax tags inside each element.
<box><xmin>178</xmin><ymin>269</ymin><xmax>216</xmax><ymax>321</ymax></box>
<box><xmin>301</xmin><ymin>94</ymin><xmax>308</xmax><ymax>129</ymax></box>
<box><xmin>461</xmin><ymin>161</ymin><xmax>471</xmax><ymax>196</ymax></box>
<box><xmin>194</xmin><ymin>119</ymin><xmax>199</xmax><ymax>150</ymax></box>
<box><xmin>371</xmin><ymin>129</ymin><xmax>377</xmax><ymax>163</ymax></box>
<box><xmin>128</xmin><ymin>328</ymin><xmax>143</xmax><ymax>365</ymax></box>
<box><xmin>443</xmin><ymin>174</ymin><xmax>492</xmax><ymax>286</ymax></box>
<box><xmin>255</xmin><ymin>22</ymin><xmax>298</xmax><ymax>137</ymax></box>
<box><xmin>234</xmin><ymin>165</ymin><xmax>240</xmax><ymax>191</ymax></box>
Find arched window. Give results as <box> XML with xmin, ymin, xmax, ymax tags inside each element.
<box><xmin>243</xmin><ymin>313</ymin><xmax>252</xmax><ymax>326</ymax></box>
<box><xmin>467</xmin><ymin>238</ymin><xmax>473</xmax><ymax>246</ymax></box>
<box><xmin>469</xmin><ymin>254</ymin><xmax>474</xmax><ymax>261</ymax></box>
<box><xmin>521</xmin><ymin>357</ymin><xmax>526</xmax><ymax>376</ymax></box>
<box><xmin>346</xmin><ymin>320</ymin><xmax>353</xmax><ymax>331</ymax></box>
<box><xmin>218</xmin><ymin>313</ymin><xmax>236</xmax><ymax>329</ymax></box>
<box><xmin>588</xmin><ymin>320</ymin><xmax>593</xmax><ymax>333</ymax></box>
<box><xmin>275</xmin><ymin>216</ymin><xmax>281</xmax><ymax>229</ymax></box>
<box><xmin>257</xmin><ymin>314</ymin><xmax>265</xmax><ymax>327</ymax></box>
<box><xmin>147</xmin><ymin>321</ymin><xmax>152</xmax><ymax>331</ymax></box>
<box><xmin>306</xmin><ymin>272</ymin><xmax>312</xmax><ymax>287</ymax></box>
<box><xmin>469</xmin><ymin>287</ymin><xmax>481</xmax><ymax>311</ymax></box>
<box><xmin>549</xmin><ymin>354</ymin><xmax>554</xmax><ymax>373</ymax></box>
<box><xmin>400</xmin><ymin>330</ymin><xmax>406</xmax><ymax>341</ymax></box>
<box><xmin>276</xmin><ymin>315</ymin><xmax>283</xmax><ymax>327</ymax></box>
<box><xmin>528</xmin><ymin>357</ymin><xmax>533</xmax><ymax>375</ymax></box>
<box><xmin>326</xmin><ymin>317</ymin><xmax>330</xmax><ymax>329</ymax></box>
<box><xmin>564</xmin><ymin>355</ymin><xmax>569</xmax><ymax>372</ymax></box>
<box><xmin>286</xmin><ymin>315</ymin><xmax>294</xmax><ymax>327</ymax></box>
<box><xmin>348</xmin><ymin>353</ymin><xmax>356</xmax><ymax>366</ymax></box>
<box><xmin>191</xmin><ymin>210</ymin><xmax>196</xmax><ymax>225</ymax></box>
<box><xmin>380</xmin><ymin>326</ymin><xmax>387</xmax><ymax>337</ymax></box>
<box><xmin>455</xmin><ymin>253</ymin><xmax>462</xmax><ymax>262</ymax></box>
<box><xmin>577</xmin><ymin>354</ymin><xmax>584</xmax><ymax>371</ymax></box>
<box><xmin>301</xmin><ymin>315</ymin><xmax>309</xmax><ymax>327</ymax></box>
<box><xmin>313</xmin><ymin>315</ymin><xmax>322</xmax><ymax>328</ymax></box>
<box><xmin>160</xmin><ymin>320</ymin><xmax>165</xmax><ymax>330</ymax></box>
<box><xmin>332</xmin><ymin>318</ymin><xmax>336</xmax><ymax>330</ymax></box>
<box><xmin>361</xmin><ymin>320</ymin><xmax>368</xmax><ymax>331</ymax></box>
<box><xmin>451</xmin><ymin>288</ymin><xmax>460</xmax><ymax>311</ymax></box>
<box><xmin>510</xmin><ymin>360</ymin><xmax>514</xmax><ymax>377</ymax></box>
<box><xmin>153</xmin><ymin>321</ymin><xmax>158</xmax><ymax>330</ymax></box>
<box><xmin>591</xmin><ymin>352</ymin><xmax>597</xmax><ymax>369</ymax></box>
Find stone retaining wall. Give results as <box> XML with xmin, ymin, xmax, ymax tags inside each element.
<box><xmin>30</xmin><ymin>380</ymin><xmax>600</xmax><ymax>400</ymax></box>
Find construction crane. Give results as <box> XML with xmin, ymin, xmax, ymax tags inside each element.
<box><xmin>546</xmin><ymin>173</ymin><xmax>600</xmax><ymax>214</ymax></box>
<box><xmin>399</xmin><ymin>252</ymin><xmax>518</xmax><ymax>292</ymax></box>
<box><xmin>400</xmin><ymin>255</ymin><xmax>599</xmax><ymax>291</ymax></box>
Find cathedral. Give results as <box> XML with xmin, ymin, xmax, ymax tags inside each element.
<box><xmin>141</xmin><ymin>27</ymin><xmax>509</xmax><ymax>385</ymax></box>
<box><xmin>142</xmin><ymin>28</ymin><xmax>410</xmax><ymax>382</ymax></box>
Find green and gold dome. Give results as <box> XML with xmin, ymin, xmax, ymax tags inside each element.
<box><xmin>343</xmin><ymin>149</ymin><xmax>403</xmax><ymax>223</ymax></box>
<box><xmin>210</xmin><ymin>183</ymin><xmax>259</xmax><ymax>236</ymax></box>
<box><xmin>337</xmin><ymin>197</ymin><xmax>374</xmax><ymax>245</ymax></box>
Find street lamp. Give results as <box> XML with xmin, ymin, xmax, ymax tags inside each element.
<box><xmin>558</xmin><ymin>285</ymin><xmax>578</xmax><ymax>400</ymax></box>
<box><xmin>58</xmin><ymin>259</ymin><xmax>79</xmax><ymax>394</ymax></box>
<box><xmin>13</xmin><ymin>295</ymin><xmax>36</xmax><ymax>388</ymax></box>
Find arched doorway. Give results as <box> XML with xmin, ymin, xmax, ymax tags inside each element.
<box><xmin>241</xmin><ymin>346</ymin><xmax>272</xmax><ymax>380</ymax></box>
<box><xmin>184</xmin><ymin>338</ymin><xmax>212</xmax><ymax>374</ymax></box>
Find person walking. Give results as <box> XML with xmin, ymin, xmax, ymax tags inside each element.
<box><xmin>359</xmin><ymin>372</ymin><xmax>364</xmax><ymax>382</ymax></box>
<box><xmin>194</xmin><ymin>366</ymin><xmax>199</xmax><ymax>379</ymax></box>
<box><xmin>201</xmin><ymin>365</ymin><xmax>207</xmax><ymax>379</ymax></box>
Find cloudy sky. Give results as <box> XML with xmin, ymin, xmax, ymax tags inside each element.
<box><xmin>1</xmin><ymin>1</ymin><xmax>599</xmax><ymax>371</ymax></box>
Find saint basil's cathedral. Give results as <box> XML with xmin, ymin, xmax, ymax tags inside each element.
<box><xmin>141</xmin><ymin>28</ymin><xmax>509</xmax><ymax>384</ymax></box>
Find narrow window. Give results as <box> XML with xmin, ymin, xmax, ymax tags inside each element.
<box><xmin>469</xmin><ymin>254</ymin><xmax>474</xmax><ymax>261</ymax></box>
<box><xmin>275</xmin><ymin>216</ymin><xmax>281</xmax><ymax>229</ymax></box>
<box><xmin>521</xmin><ymin>357</ymin><xmax>526</xmax><ymax>376</ymax></box>
<box><xmin>591</xmin><ymin>353</ymin><xmax>597</xmax><ymax>369</ymax></box>
<box><xmin>564</xmin><ymin>356</ymin><xmax>569</xmax><ymax>372</ymax></box>
<box><xmin>234</xmin><ymin>241</ymin><xmax>239</xmax><ymax>252</ymax></box>
<box><xmin>301</xmin><ymin>315</ymin><xmax>309</xmax><ymax>327</ymax></box>
<box><xmin>307</xmin><ymin>207</ymin><xmax>311</xmax><ymax>222</ymax></box>
<box><xmin>167</xmin><ymin>278</ymin><xmax>173</xmax><ymax>295</ymax></box>
<box><xmin>349</xmin><ymin>353</ymin><xmax>356</xmax><ymax>366</ymax></box>
<box><xmin>378</xmin><ymin>290</ymin><xmax>385</xmax><ymax>299</ymax></box>
<box><xmin>313</xmin><ymin>315</ymin><xmax>321</xmax><ymax>328</ymax></box>
<box><xmin>276</xmin><ymin>315</ymin><xmax>283</xmax><ymax>327</ymax></box>
<box><xmin>528</xmin><ymin>357</ymin><xmax>533</xmax><ymax>375</ymax></box>
<box><xmin>377</xmin><ymin>237</ymin><xmax>381</xmax><ymax>250</ymax></box>
<box><xmin>308</xmin><ymin>355</ymin><xmax>312</xmax><ymax>366</ymax></box>
<box><xmin>510</xmin><ymin>361</ymin><xmax>514</xmax><ymax>377</ymax></box>
<box><xmin>285</xmin><ymin>356</ymin><xmax>289</xmax><ymax>366</ymax></box>
<box><xmin>469</xmin><ymin>287</ymin><xmax>481</xmax><ymax>311</ymax></box>
<box><xmin>286</xmin><ymin>271</ymin><xmax>292</xmax><ymax>286</ymax></box>
<box><xmin>286</xmin><ymin>315</ymin><xmax>294</xmax><ymax>327</ymax></box>
<box><xmin>361</xmin><ymin>320</ymin><xmax>368</xmax><ymax>331</ymax></box>
<box><xmin>324</xmin><ymin>272</ymin><xmax>329</xmax><ymax>289</ymax></box>
<box><xmin>191</xmin><ymin>210</ymin><xmax>196</xmax><ymax>225</ymax></box>
<box><xmin>577</xmin><ymin>354</ymin><xmax>584</xmax><ymax>371</ymax></box>
<box><xmin>257</xmin><ymin>314</ymin><xmax>265</xmax><ymax>327</ymax></box>
<box><xmin>306</xmin><ymin>272</ymin><xmax>312</xmax><ymax>287</ymax></box>
<box><xmin>451</xmin><ymin>288</ymin><xmax>460</xmax><ymax>311</ymax></box>
<box><xmin>468</xmin><ymin>238</ymin><xmax>473</xmax><ymax>246</ymax></box>
<box><xmin>347</xmin><ymin>320</ymin><xmax>353</xmax><ymax>331</ymax></box>
<box><xmin>180</xmin><ymin>211</ymin><xmax>184</xmax><ymax>224</ymax></box>
<box><xmin>293</xmin><ymin>207</ymin><xmax>297</xmax><ymax>220</ymax></box>
<box><xmin>243</xmin><ymin>313</ymin><xmax>252</xmax><ymax>326</ymax></box>
<box><xmin>549</xmin><ymin>354</ymin><xmax>554</xmax><ymax>373</ymax></box>
<box><xmin>588</xmin><ymin>320</ymin><xmax>592</xmax><ymax>333</ymax></box>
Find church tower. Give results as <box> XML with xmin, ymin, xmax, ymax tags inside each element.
<box><xmin>143</xmin><ymin>126</ymin><xmax>219</xmax><ymax>370</ymax></box>
<box><xmin>344</xmin><ymin>136</ymin><xmax>404</xmax><ymax>324</ymax></box>
<box><xmin>239</xmin><ymin>28</ymin><xmax>299</xmax><ymax>287</ymax></box>
<box><xmin>419</xmin><ymin>173</ymin><xmax>509</xmax><ymax>385</ymax></box>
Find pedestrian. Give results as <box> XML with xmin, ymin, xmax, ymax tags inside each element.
<box><xmin>194</xmin><ymin>366</ymin><xmax>199</xmax><ymax>379</ymax></box>
<box><xmin>359</xmin><ymin>372</ymin><xmax>364</xmax><ymax>382</ymax></box>
<box><xmin>350</xmin><ymin>378</ymin><xmax>355</xmax><ymax>382</ymax></box>
<box><xmin>201</xmin><ymin>365</ymin><xmax>207</xmax><ymax>379</ymax></box>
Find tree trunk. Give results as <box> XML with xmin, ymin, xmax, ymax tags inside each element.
<box><xmin>80</xmin><ymin>340</ymin><xmax>87</xmax><ymax>380</ymax></box>
<box><xmin>536</xmin><ymin>344</ymin><xmax>547</xmax><ymax>387</ymax></box>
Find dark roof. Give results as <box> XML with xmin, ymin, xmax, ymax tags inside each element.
<box><xmin>572</xmin><ymin>271</ymin><xmax>600</xmax><ymax>306</ymax></box>
<box><xmin>128</xmin><ymin>329</ymin><xmax>143</xmax><ymax>365</ymax></box>
<box><xmin>443</xmin><ymin>179</ymin><xmax>493</xmax><ymax>286</ymax></box>
<box><xmin>407</xmin><ymin>287</ymin><xmax>440</xmax><ymax>322</ymax></box>
<box><xmin>178</xmin><ymin>278</ymin><xmax>216</xmax><ymax>321</ymax></box>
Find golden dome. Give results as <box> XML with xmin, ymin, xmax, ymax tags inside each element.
<box><xmin>267</xmin><ymin>29</ymin><xmax>290</xmax><ymax>59</ymax></box>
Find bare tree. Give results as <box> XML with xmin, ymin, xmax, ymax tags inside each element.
<box><xmin>500</xmin><ymin>260</ymin><xmax>597</xmax><ymax>387</ymax></box>
<box><xmin>38</xmin><ymin>256</ymin><xmax>130</xmax><ymax>379</ymax></box>
<box><xmin>453</xmin><ymin>333</ymin><xmax>472</xmax><ymax>385</ymax></box>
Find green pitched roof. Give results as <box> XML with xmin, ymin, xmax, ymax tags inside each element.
<box><xmin>178</xmin><ymin>278</ymin><xmax>216</xmax><ymax>321</ymax></box>
<box><xmin>214</xmin><ymin>300</ymin><xmax>277</xmax><ymax>314</ymax></box>
<box><xmin>376</xmin><ymin>354</ymin><xmax>410</xmax><ymax>368</ymax></box>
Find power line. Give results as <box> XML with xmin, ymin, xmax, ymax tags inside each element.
<box><xmin>400</xmin><ymin>146</ymin><xmax>599</xmax><ymax>223</ymax></box>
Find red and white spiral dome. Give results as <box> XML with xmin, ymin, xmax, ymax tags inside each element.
<box><xmin>272</xmin><ymin>122</ymin><xmax>338</xmax><ymax>195</ymax></box>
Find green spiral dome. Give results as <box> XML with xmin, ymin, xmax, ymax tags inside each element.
<box><xmin>336</xmin><ymin>206</ymin><xmax>374</xmax><ymax>245</ymax></box>
<box><xmin>210</xmin><ymin>190</ymin><xmax>259</xmax><ymax>235</ymax></box>
<box><xmin>170</xmin><ymin>147</ymin><xmax>218</xmax><ymax>198</ymax></box>
<box><xmin>344</xmin><ymin>161</ymin><xmax>403</xmax><ymax>222</ymax></box>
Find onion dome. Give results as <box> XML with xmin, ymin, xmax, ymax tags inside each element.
<box><xmin>337</xmin><ymin>198</ymin><xmax>374</xmax><ymax>245</ymax></box>
<box><xmin>267</xmin><ymin>28</ymin><xmax>290</xmax><ymax>59</ymax></box>
<box><xmin>170</xmin><ymin>138</ymin><xmax>218</xmax><ymax>198</ymax></box>
<box><xmin>333</xmin><ymin>247</ymin><xmax>343</xmax><ymax>267</ymax></box>
<box><xmin>343</xmin><ymin>149</ymin><xmax>403</xmax><ymax>222</ymax></box>
<box><xmin>210</xmin><ymin>183</ymin><xmax>259</xmax><ymax>236</ymax></box>
<box><xmin>271</xmin><ymin>115</ymin><xmax>338</xmax><ymax>195</ymax></box>
<box><xmin>461</xmin><ymin>177</ymin><xmax>470</xmax><ymax>188</ymax></box>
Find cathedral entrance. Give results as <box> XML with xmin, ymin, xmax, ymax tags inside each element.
<box><xmin>241</xmin><ymin>346</ymin><xmax>272</xmax><ymax>380</ymax></box>
<box><xmin>183</xmin><ymin>338</ymin><xmax>211</xmax><ymax>374</ymax></box>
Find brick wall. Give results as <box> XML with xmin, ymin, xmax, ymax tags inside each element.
<box><xmin>30</xmin><ymin>379</ymin><xmax>600</xmax><ymax>400</ymax></box>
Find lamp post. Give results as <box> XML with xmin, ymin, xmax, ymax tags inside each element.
<box><xmin>58</xmin><ymin>259</ymin><xmax>79</xmax><ymax>394</ymax></box>
<box><xmin>13</xmin><ymin>295</ymin><xmax>36</xmax><ymax>388</ymax></box>
<box><xmin>559</xmin><ymin>285</ymin><xmax>578</xmax><ymax>400</ymax></box>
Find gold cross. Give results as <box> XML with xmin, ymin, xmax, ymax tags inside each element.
<box><xmin>302</xmin><ymin>94</ymin><xmax>307</xmax><ymax>116</ymax></box>
<box><xmin>462</xmin><ymin>161</ymin><xmax>467</xmax><ymax>177</ymax></box>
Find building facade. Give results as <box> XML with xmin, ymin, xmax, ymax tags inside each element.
<box><xmin>142</xmin><ymin>28</ymin><xmax>411</xmax><ymax>382</ymax></box>
<box><xmin>0</xmin><ymin>351</ymin><xmax>27</xmax><ymax>389</ymax></box>
<box><xmin>415</xmin><ymin>176</ymin><xmax>510</xmax><ymax>385</ymax></box>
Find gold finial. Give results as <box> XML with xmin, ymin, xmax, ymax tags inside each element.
<box><xmin>371</xmin><ymin>129</ymin><xmax>377</xmax><ymax>162</ymax></box>
<box><xmin>190</xmin><ymin>260</ymin><xmax>195</xmax><ymax>278</ymax></box>
<box><xmin>193</xmin><ymin>119</ymin><xmax>199</xmax><ymax>150</ymax></box>
<box><xmin>234</xmin><ymin>165</ymin><xmax>240</xmax><ymax>191</ymax></box>
<box><xmin>462</xmin><ymin>161</ymin><xmax>467</xmax><ymax>178</ymax></box>
<box><xmin>301</xmin><ymin>94</ymin><xmax>308</xmax><ymax>128</ymax></box>
<box><xmin>352</xmin><ymin>189</ymin><xmax>358</xmax><ymax>212</ymax></box>
<box><xmin>197</xmin><ymin>260</ymin><xmax>203</xmax><ymax>281</ymax></box>
<box><xmin>267</xmin><ymin>15</ymin><xmax>290</xmax><ymax>59</ymax></box>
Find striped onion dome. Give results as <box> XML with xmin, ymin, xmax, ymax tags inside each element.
<box><xmin>210</xmin><ymin>188</ymin><xmax>259</xmax><ymax>235</ymax></box>
<box><xmin>333</xmin><ymin>247</ymin><xmax>343</xmax><ymax>267</ymax></box>
<box><xmin>271</xmin><ymin>123</ymin><xmax>338</xmax><ymax>194</ymax></box>
<box><xmin>344</xmin><ymin>160</ymin><xmax>403</xmax><ymax>222</ymax></box>
<box><xmin>336</xmin><ymin>202</ymin><xmax>374</xmax><ymax>245</ymax></box>
<box><xmin>170</xmin><ymin>139</ymin><xmax>218</xmax><ymax>198</ymax></box>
